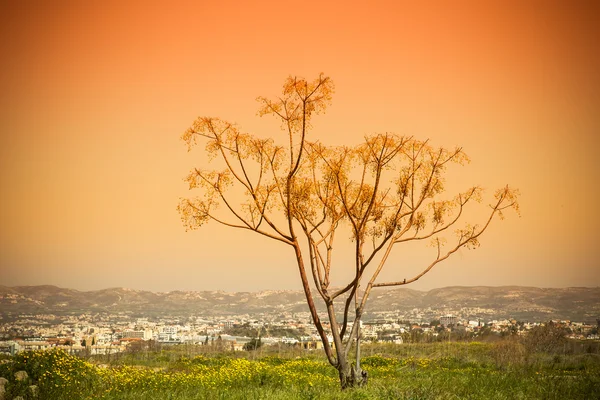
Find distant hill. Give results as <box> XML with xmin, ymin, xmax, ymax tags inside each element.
<box><xmin>1</xmin><ymin>285</ymin><xmax>598</xmax><ymax>322</ymax></box>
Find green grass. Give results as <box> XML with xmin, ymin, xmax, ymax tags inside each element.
<box><xmin>1</xmin><ymin>342</ymin><xmax>599</xmax><ymax>399</ymax></box>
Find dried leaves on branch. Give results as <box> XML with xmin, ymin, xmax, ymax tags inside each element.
<box><xmin>178</xmin><ymin>74</ymin><xmax>519</xmax><ymax>388</ymax></box>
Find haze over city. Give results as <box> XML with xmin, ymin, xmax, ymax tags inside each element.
<box><xmin>1</xmin><ymin>1</ymin><xmax>598</xmax><ymax>293</ymax></box>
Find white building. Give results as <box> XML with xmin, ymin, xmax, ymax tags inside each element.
<box><xmin>122</xmin><ymin>329</ymin><xmax>153</xmax><ymax>340</ymax></box>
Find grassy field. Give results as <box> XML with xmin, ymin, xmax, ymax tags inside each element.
<box><xmin>1</xmin><ymin>341</ymin><xmax>599</xmax><ymax>399</ymax></box>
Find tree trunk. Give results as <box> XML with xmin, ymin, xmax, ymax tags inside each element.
<box><xmin>337</xmin><ymin>359</ymin><xmax>368</xmax><ymax>389</ymax></box>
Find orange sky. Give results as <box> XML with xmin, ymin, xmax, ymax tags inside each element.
<box><xmin>1</xmin><ymin>0</ymin><xmax>599</xmax><ymax>292</ymax></box>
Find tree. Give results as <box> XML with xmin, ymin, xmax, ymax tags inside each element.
<box><xmin>243</xmin><ymin>337</ymin><xmax>262</xmax><ymax>351</ymax></box>
<box><xmin>178</xmin><ymin>74</ymin><xmax>519</xmax><ymax>389</ymax></box>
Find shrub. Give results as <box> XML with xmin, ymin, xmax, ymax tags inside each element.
<box><xmin>521</xmin><ymin>322</ymin><xmax>568</xmax><ymax>354</ymax></box>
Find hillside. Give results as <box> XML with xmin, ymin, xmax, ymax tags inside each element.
<box><xmin>1</xmin><ymin>285</ymin><xmax>598</xmax><ymax>322</ymax></box>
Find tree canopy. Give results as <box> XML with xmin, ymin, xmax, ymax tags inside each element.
<box><xmin>178</xmin><ymin>74</ymin><xmax>519</xmax><ymax>388</ymax></box>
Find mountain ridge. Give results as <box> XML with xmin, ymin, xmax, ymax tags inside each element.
<box><xmin>1</xmin><ymin>285</ymin><xmax>598</xmax><ymax>322</ymax></box>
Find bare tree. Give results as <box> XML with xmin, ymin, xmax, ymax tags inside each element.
<box><xmin>178</xmin><ymin>74</ymin><xmax>519</xmax><ymax>389</ymax></box>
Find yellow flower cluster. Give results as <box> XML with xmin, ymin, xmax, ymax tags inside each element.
<box><xmin>8</xmin><ymin>350</ymin><xmax>471</xmax><ymax>398</ymax></box>
<box><xmin>13</xmin><ymin>349</ymin><xmax>98</xmax><ymax>393</ymax></box>
<box><xmin>94</xmin><ymin>355</ymin><xmax>337</xmax><ymax>395</ymax></box>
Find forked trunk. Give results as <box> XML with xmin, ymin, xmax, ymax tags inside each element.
<box><xmin>337</xmin><ymin>360</ymin><xmax>368</xmax><ymax>389</ymax></box>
